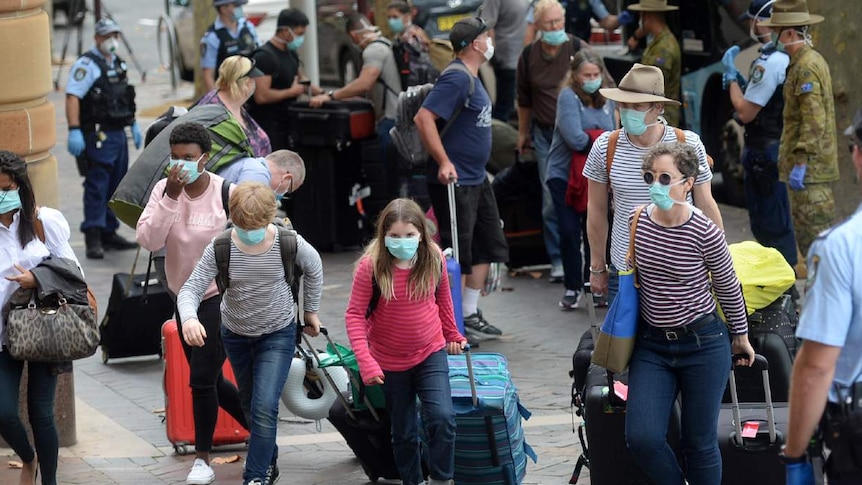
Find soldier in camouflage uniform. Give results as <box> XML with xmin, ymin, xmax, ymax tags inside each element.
<box><xmin>628</xmin><ymin>0</ymin><xmax>680</xmax><ymax>126</ymax></box>
<box><xmin>761</xmin><ymin>0</ymin><xmax>838</xmax><ymax>257</ymax></box>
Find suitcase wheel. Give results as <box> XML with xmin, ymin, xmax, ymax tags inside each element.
<box><xmin>174</xmin><ymin>444</ymin><xmax>190</xmax><ymax>456</ymax></box>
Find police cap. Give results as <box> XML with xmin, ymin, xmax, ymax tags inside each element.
<box><xmin>213</xmin><ymin>0</ymin><xmax>248</xmax><ymax>7</ymax></box>
<box><xmin>844</xmin><ymin>108</ymin><xmax>862</xmax><ymax>144</ymax></box>
<box><xmin>95</xmin><ymin>18</ymin><xmax>121</xmax><ymax>36</ymax></box>
<box><xmin>745</xmin><ymin>0</ymin><xmax>773</xmax><ymax>20</ymax></box>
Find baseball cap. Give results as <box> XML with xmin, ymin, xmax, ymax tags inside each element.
<box><xmin>844</xmin><ymin>108</ymin><xmax>862</xmax><ymax>143</ymax></box>
<box><xmin>449</xmin><ymin>17</ymin><xmax>488</xmax><ymax>53</ymax></box>
<box><xmin>743</xmin><ymin>0</ymin><xmax>773</xmax><ymax>21</ymax></box>
<box><xmin>95</xmin><ymin>18</ymin><xmax>121</xmax><ymax>36</ymax></box>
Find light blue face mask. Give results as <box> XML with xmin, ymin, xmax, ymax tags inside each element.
<box><xmin>236</xmin><ymin>226</ymin><xmax>266</xmax><ymax>245</ymax></box>
<box><xmin>0</xmin><ymin>188</ymin><xmax>22</xmax><ymax>214</ymax></box>
<box><xmin>384</xmin><ymin>236</ymin><xmax>420</xmax><ymax>261</ymax></box>
<box><xmin>582</xmin><ymin>78</ymin><xmax>602</xmax><ymax>94</ymax></box>
<box><xmin>648</xmin><ymin>179</ymin><xmax>685</xmax><ymax>211</ymax></box>
<box><xmin>542</xmin><ymin>29</ymin><xmax>567</xmax><ymax>46</ymax></box>
<box><xmin>169</xmin><ymin>155</ymin><xmax>204</xmax><ymax>184</ymax></box>
<box><xmin>287</xmin><ymin>29</ymin><xmax>305</xmax><ymax>50</ymax></box>
<box><xmin>620</xmin><ymin>106</ymin><xmax>656</xmax><ymax>136</ymax></box>
<box><xmin>388</xmin><ymin>17</ymin><xmax>405</xmax><ymax>34</ymax></box>
<box><xmin>233</xmin><ymin>7</ymin><xmax>244</xmax><ymax>21</ymax></box>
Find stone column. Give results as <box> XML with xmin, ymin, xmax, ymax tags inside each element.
<box><xmin>0</xmin><ymin>0</ymin><xmax>75</xmax><ymax>447</ymax></box>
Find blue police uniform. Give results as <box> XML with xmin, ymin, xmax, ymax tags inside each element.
<box><xmin>796</xmin><ymin>205</ymin><xmax>862</xmax><ymax>404</ymax></box>
<box><xmin>66</xmin><ymin>47</ymin><xmax>136</xmax><ymax>237</ymax></box>
<box><xmin>526</xmin><ymin>0</ymin><xmax>608</xmax><ymax>41</ymax></box>
<box><xmin>200</xmin><ymin>17</ymin><xmax>260</xmax><ymax>71</ymax></box>
<box><xmin>740</xmin><ymin>43</ymin><xmax>798</xmax><ymax>267</ymax></box>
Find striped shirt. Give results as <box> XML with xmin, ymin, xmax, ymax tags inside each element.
<box><xmin>177</xmin><ymin>226</ymin><xmax>323</xmax><ymax>337</ymax></box>
<box><xmin>583</xmin><ymin>125</ymin><xmax>713</xmax><ymax>270</ymax></box>
<box><xmin>633</xmin><ymin>205</ymin><xmax>748</xmax><ymax>334</ymax></box>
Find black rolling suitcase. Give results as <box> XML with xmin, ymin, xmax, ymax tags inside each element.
<box><xmin>99</xmin><ymin>250</ymin><xmax>174</xmax><ymax>363</ymax></box>
<box><xmin>327</xmin><ymin>392</ymin><xmax>401</xmax><ymax>482</ymax></box>
<box><xmin>719</xmin><ymin>354</ymin><xmax>788</xmax><ymax>484</ymax></box>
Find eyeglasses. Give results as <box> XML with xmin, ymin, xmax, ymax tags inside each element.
<box><xmin>850</xmin><ymin>142</ymin><xmax>858</xmax><ymax>154</ymax></box>
<box><xmin>643</xmin><ymin>171</ymin><xmax>684</xmax><ymax>186</ymax></box>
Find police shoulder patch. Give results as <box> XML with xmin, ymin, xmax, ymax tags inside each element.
<box><xmin>73</xmin><ymin>67</ymin><xmax>87</xmax><ymax>81</ymax></box>
<box><xmin>200</xmin><ymin>43</ymin><xmax>207</xmax><ymax>57</ymax></box>
<box><xmin>804</xmin><ymin>254</ymin><xmax>819</xmax><ymax>292</ymax></box>
<box><xmin>750</xmin><ymin>65</ymin><xmax>765</xmax><ymax>84</ymax></box>
<box><xmin>801</xmin><ymin>82</ymin><xmax>813</xmax><ymax>92</ymax></box>
<box><xmin>655</xmin><ymin>57</ymin><xmax>665</xmax><ymax>66</ymax></box>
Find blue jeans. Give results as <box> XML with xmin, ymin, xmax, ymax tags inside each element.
<box><xmin>81</xmin><ymin>129</ymin><xmax>127</xmax><ymax>233</ymax></box>
<box><xmin>547</xmin><ymin>178</ymin><xmax>589</xmax><ymax>291</ymax></box>
<box><xmin>742</xmin><ymin>143</ymin><xmax>798</xmax><ymax>267</ymax></box>
<box><xmin>532</xmin><ymin>123</ymin><xmax>561</xmax><ymax>265</ymax></box>
<box><xmin>492</xmin><ymin>66</ymin><xmax>516</xmax><ymax>122</ymax></box>
<box><xmin>221</xmin><ymin>324</ymin><xmax>296</xmax><ymax>483</ymax></box>
<box><xmin>625</xmin><ymin>316</ymin><xmax>731</xmax><ymax>485</ymax></box>
<box><xmin>0</xmin><ymin>349</ymin><xmax>59</xmax><ymax>485</ymax></box>
<box><xmin>382</xmin><ymin>349</ymin><xmax>456</xmax><ymax>485</ymax></box>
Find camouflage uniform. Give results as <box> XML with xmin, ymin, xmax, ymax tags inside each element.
<box><xmin>779</xmin><ymin>44</ymin><xmax>838</xmax><ymax>256</ymax></box>
<box><xmin>641</xmin><ymin>27</ymin><xmax>680</xmax><ymax>126</ymax></box>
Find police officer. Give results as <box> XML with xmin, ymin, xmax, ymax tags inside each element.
<box><xmin>781</xmin><ymin>108</ymin><xmax>862</xmax><ymax>485</ymax></box>
<box><xmin>66</xmin><ymin>18</ymin><xmax>140</xmax><ymax>259</ymax></box>
<box><xmin>628</xmin><ymin>0</ymin><xmax>680</xmax><ymax>126</ymax></box>
<box><xmin>200</xmin><ymin>0</ymin><xmax>260</xmax><ymax>93</ymax></box>
<box><xmin>760</xmin><ymin>0</ymin><xmax>838</xmax><ymax>258</ymax></box>
<box><xmin>722</xmin><ymin>0</ymin><xmax>797</xmax><ymax>269</ymax></box>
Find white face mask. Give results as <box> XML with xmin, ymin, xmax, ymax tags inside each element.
<box><xmin>483</xmin><ymin>37</ymin><xmax>494</xmax><ymax>61</ymax></box>
<box><xmin>99</xmin><ymin>38</ymin><xmax>119</xmax><ymax>55</ymax></box>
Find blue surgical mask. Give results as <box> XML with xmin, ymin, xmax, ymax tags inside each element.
<box><xmin>0</xmin><ymin>188</ymin><xmax>22</xmax><ymax>214</ymax></box>
<box><xmin>648</xmin><ymin>180</ymin><xmax>685</xmax><ymax>211</ymax></box>
<box><xmin>620</xmin><ymin>107</ymin><xmax>656</xmax><ymax>136</ymax></box>
<box><xmin>541</xmin><ymin>29</ymin><xmax>567</xmax><ymax>46</ymax></box>
<box><xmin>236</xmin><ymin>226</ymin><xmax>267</xmax><ymax>245</ymax></box>
<box><xmin>233</xmin><ymin>7</ymin><xmax>244</xmax><ymax>21</ymax></box>
<box><xmin>384</xmin><ymin>236</ymin><xmax>420</xmax><ymax>261</ymax></box>
<box><xmin>287</xmin><ymin>29</ymin><xmax>305</xmax><ymax>50</ymax></box>
<box><xmin>169</xmin><ymin>155</ymin><xmax>204</xmax><ymax>184</ymax></box>
<box><xmin>582</xmin><ymin>78</ymin><xmax>602</xmax><ymax>94</ymax></box>
<box><xmin>388</xmin><ymin>17</ymin><xmax>405</xmax><ymax>34</ymax></box>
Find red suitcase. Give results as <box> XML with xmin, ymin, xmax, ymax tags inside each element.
<box><xmin>162</xmin><ymin>320</ymin><xmax>249</xmax><ymax>455</ymax></box>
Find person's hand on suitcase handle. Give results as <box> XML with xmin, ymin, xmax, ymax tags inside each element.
<box><xmin>302</xmin><ymin>312</ymin><xmax>322</xmax><ymax>337</ymax></box>
<box><xmin>731</xmin><ymin>334</ymin><xmax>756</xmax><ymax>367</ymax></box>
<box><xmin>182</xmin><ymin>318</ymin><xmax>207</xmax><ymax>347</ymax></box>
<box><xmin>446</xmin><ymin>340</ymin><xmax>468</xmax><ymax>355</ymax></box>
<box><xmin>437</xmin><ymin>163</ymin><xmax>459</xmax><ymax>185</ymax></box>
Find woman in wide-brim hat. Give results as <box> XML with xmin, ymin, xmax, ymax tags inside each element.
<box><xmin>626</xmin><ymin>0</ymin><xmax>678</xmax><ymax>12</ymax></box>
<box><xmin>599</xmin><ymin>63</ymin><xmax>680</xmax><ymax>126</ymax></box>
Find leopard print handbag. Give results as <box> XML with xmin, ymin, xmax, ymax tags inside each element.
<box><xmin>4</xmin><ymin>287</ymin><xmax>100</xmax><ymax>363</ymax></box>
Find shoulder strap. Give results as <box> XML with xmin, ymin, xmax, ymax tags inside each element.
<box><xmin>221</xmin><ymin>179</ymin><xmax>231</xmax><ymax>216</ymax></box>
<box><xmin>366</xmin><ymin>273</ymin><xmax>382</xmax><ymax>319</ymax></box>
<box><xmin>673</xmin><ymin>127</ymin><xmax>686</xmax><ymax>143</ymax></box>
<box><xmin>627</xmin><ymin>205</ymin><xmax>646</xmax><ymax>286</ymax></box>
<box><xmin>34</xmin><ymin>208</ymin><xmax>45</xmax><ymax>243</ymax></box>
<box><xmin>521</xmin><ymin>43</ymin><xmax>532</xmax><ymax>82</ymax></box>
<box><xmin>606</xmin><ymin>129</ymin><xmax>621</xmax><ymax>177</ymax></box>
<box><xmin>277</xmin><ymin>226</ymin><xmax>297</xmax><ymax>289</ymax></box>
<box><xmin>438</xmin><ymin>62</ymin><xmax>475</xmax><ymax>139</ymax></box>
<box><xmin>213</xmin><ymin>229</ymin><xmax>233</xmax><ymax>293</ymax></box>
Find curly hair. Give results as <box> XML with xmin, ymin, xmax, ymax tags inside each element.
<box><xmin>168</xmin><ymin>122</ymin><xmax>213</xmax><ymax>154</ymax></box>
<box><xmin>642</xmin><ymin>142</ymin><xmax>700</xmax><ymax>181</ymax></box>
<box><xmin>0</xmin><ymin>150</ymin><xmax>38</xmax><ymax>247</ymax></box>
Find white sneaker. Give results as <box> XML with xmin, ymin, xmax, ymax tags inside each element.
<box><xmin>186</xmin><ymin>458</ymin><xmax>215</xmax><ymax>485</ymax></box>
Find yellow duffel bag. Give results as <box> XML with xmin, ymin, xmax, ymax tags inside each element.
<box><xmin>728</xmin><ymin>241</ymin><xmax>797</xmax><ymax>315</ymax></box>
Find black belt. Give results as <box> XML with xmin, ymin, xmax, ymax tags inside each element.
<box><xmin>645</xmin><ymin>312</ymin><xmax>720</xmax><ymax>341</ymax></box>
<box><xmin>535</xmin><ymin>121</ymin><xmax>554</xmax><ymax>132</ymax></box>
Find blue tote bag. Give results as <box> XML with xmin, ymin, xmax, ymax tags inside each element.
<box><xmin>592</xmin><ymin>206</ymin><xmax>645</xmax><ymax>374</ymax></box>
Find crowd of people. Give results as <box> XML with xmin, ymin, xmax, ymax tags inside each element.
<box><xmin>1</xmin><ymin>0</ymin><xmax>860</xmax><ymax>484</ymax></box>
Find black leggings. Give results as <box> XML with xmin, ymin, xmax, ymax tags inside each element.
<box><xmin>176</xmin><ymin>296</ymin><xmax>248</xmax><ymax>452</ymax></box>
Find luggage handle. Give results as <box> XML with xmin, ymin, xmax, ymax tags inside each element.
<box><xmin>446</xmin><ymin>177</ymin><xmax>459</xmax><ymax>265</ymax></box>
<box><xmin>300</xmin><ymin>330</ymin><xmax>355</xmax><ymax>420</ymax></box>
<box><xmin>729</xmin><ymin>354</ymin><xmax>777</xmax><ymax>447</ymax></box>
<box><xmin>319</xmin><ymin>327</ymin><xmax>382</xmax><ymax>422</ymax></box>
<box><xmin>583</xmin><ymin>283</ymin><xmax>599</xmax><ymax>341</ymax></box>
<box><xmin>296</xmin><ymin>112</ymin><xmax>331</xmax><ymax>121</ymax></box>
<box><xmin>464</xmin><ymin>344</ymin><xmax>478</xmax><ymax>408</ymax></box>
<box><xmin>462</xmin><ymin>345</ymin><xmax>501</xmax><ymax>467</ymax></box>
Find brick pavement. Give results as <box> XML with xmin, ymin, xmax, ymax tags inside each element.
<box><xmin>0</xmin><ymin>53</ymin><xmax>757</xmax><ymax>484</ymax></box>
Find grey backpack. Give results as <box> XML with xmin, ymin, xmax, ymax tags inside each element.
<box><xmin>389</xmin><ymin>62</ymin><xmax>475</xmax><ymax>171</ymax></box>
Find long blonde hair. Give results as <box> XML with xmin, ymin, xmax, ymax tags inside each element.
<box><xmin>216</xmin><ymin>55</ymin><xmax>255</xmax><ymax>100</ymax></box>
<box><xmin>360</xmin><ymin>198</ymin><xmax>442</xmax><ymax>301</ymax></box>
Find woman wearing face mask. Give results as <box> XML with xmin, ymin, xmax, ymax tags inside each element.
<box><xmin>387</xmin><ymin>0</ymin><xmax>430</xmax><ymax>53</ymax></box>
<box><xmin>344</xmin><ymin>198</ymin><xmax>467</xmax><ymax>485</ymax></box>
<box><xmin>136</xmin><ymin>122</ymin><xmax>249</xmax><ymax>485</ymax></box>
<box><xmin>177</xmin><ymin>182</ymin><xmax>324</xmax><ymax>485</ymax></box>
<box><xmin>624</xmin><ymin>143</ymin><xmax>754</xmax><ymax>485</ymax></box>
<box><xmin>198</xmin><ymin>55</ymin><xmax>271</xmax><ymax>158</ymax></box>
<box><xmin>545</xmin><ymin>50</ymin><xmax>615</xmax><ymax>310</ymax></box>
<box><xmin>0</xmin><ymin>151</ymin><xmax>80</xmax><ymax>485</ymax></box>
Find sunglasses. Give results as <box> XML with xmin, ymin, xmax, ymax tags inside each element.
<box><xmin>850</xmin><ymin>142</ymin><xmax>858</xmax><ymax>154</ymax></box>
<box><xmin>643</xmin><ymin>171</ymin><xmax>684</xmax><ymax>186</ymax></box>
<box><xmin>239</xmin><ymin>58</ymin><xmax>258</xmax><ymax>79</ymax></box>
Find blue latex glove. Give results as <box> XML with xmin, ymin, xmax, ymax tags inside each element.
<box><xmin>722</xmin><ymin>45</ymin><xmax>740</xmax><ymax>77</ymax></box>
<box><xmin>785</xmin><ymin>461</ymin><xmax>815</xmax><ymax>485</ymax></box>
<box><xmin>131</xmin><ymin>122</ymin><xmax>143</xmax><ymax>149</ymax></box>
<box><xmin>618</xmin><ymin>10</ymin><xmax>635</xmax><ymax>25</ymax></box>
<box><xmin>789</xmin><ymin>164</ymin><xmax>807</xmax><ymax>191</ymax></box>
<box><xmin>68</xmin><ymin>128</ymin><xmax>85</xmax><ymax>157</ymax></box>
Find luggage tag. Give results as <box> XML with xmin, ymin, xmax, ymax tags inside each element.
<box><xmin>741</xmin><ymin>421</ymin><xmax>760</xmax><ymax>438</ymax></box>
<box><xmin>613</xmin><ymin>381</ymin><xmax>629</xmax><ymax>401</ymax></box>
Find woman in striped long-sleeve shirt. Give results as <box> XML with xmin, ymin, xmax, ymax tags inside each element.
<box><xmin>623</xmin><ymin>143</ymin><xmax>755</xmax><ymax>485</ymax></box>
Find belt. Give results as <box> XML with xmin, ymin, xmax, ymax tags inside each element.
<box><xmin>534</xmin><ymin>121</ymin><xmax>554</xmax><ymax>132</ymax></box>
<box><xmin>645</xmin><ymin>312</ymin><xmax>719</xmax><ymax>341</ymax></box>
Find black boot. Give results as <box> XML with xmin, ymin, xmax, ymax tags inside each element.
<box><xmin>101</xmin><ymin>231</ymin><xmax>138</xmax><ymax>250</ymax></box>
<box><xmin>85</xmin><ymin>228</ymin><xmax>104</xmax><ymax>259</ymax></box>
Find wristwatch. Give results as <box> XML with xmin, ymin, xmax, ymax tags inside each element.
<box><xmin>778</xmin><ymin>445</ymin><xmax>808</xmax><ymax>464</ymax></box>
<box><xmin>327</xmin><ymin>90</ymin><xmax>336</xmax><ymax>100</ymax></box>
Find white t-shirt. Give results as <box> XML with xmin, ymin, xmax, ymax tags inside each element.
<box><xmin>582</xmin><ymin>125</ymin><xmax>713</xmax><ymax>270</ymax></box>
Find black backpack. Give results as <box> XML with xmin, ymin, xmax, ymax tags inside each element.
<box><xmin>392</xmin><ymin>38</ymin><xmax>440</xmax><ymax>88</ymax></box>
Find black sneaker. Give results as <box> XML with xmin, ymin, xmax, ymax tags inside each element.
<box><xmin>559</xmin><ymin>290</ymin><xmax>582</xmax><ymax>310</ymax></box>
<box><xmin>265</xmin><ymin>462</ymin><xmax>280</xmax><ymax>484</ymax></box>
<box><xmin>463</xmin><ymin>309</ymin><xmax>503</xmax><ymax>336</ymax></box>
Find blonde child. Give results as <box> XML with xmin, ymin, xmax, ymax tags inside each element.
<box><xmin>344</xmin><ymin>198</ymin><xmax>467</xmax><ymax>485</ymax></box>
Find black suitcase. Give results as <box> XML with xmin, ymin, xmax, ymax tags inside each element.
<box><xmin>327</xmin><ymin>393</ymin><xmax>401</xmax><ymax>482</ymax></box>
<box><xmin>722</xmin><ymin>295</ymin><xmax>798</xmax><ymax>403</ymax></box>
<box><xmin>719</xmin><ymin>354</ymin><xmax>787</xmax><ymax>485</ymax></box>
<box><xmin>287</xmin><ymin>99</ymin><xmax>375</xmax><ymax>149</ymax></box>
<box><xmin>99</xmin><ymin>255</ymin><xmax>174</xmax><ymax>363</ymax></box>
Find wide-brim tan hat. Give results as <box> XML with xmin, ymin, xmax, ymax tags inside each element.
<box><xmin>599</xmin><ymin>64</ymin><xmax>681</xmax><ymax>105</ymax></box>
<box><xmin>627</xmin><ymin>0</ymin><xmax>678</xmax><ymax>12</ymax></box>
<box><xmin>758</xmin><ymin>0</ymin><xmax>824</xmax><ymax>27</ymax></box>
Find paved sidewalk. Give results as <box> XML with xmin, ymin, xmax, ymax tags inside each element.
<box><xmin>0</xmin><ymin>56</ymin><xmax>757</xmax><ymax>484</ymax></box>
